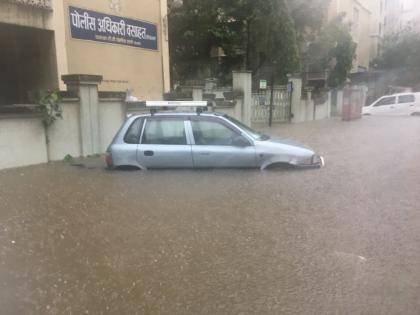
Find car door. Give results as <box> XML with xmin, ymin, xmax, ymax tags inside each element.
<box><xmin>188</xmin><ymin>117</ymin><xmax>257</xmax><ymax>168</ymax></box>
<box><xmin>137</xmin><ymin>117</ymin><xmax>193</xmax><ymax>169</ymax></box>
<box><xmin>370</xmin><ymin>96</ymin><xmax>396</xmax><ymax>115</ymax></box>
<box><xmin>396</xmin><ymin>94</ymin><xmax>416</xmax><ymax>115</ymax></box>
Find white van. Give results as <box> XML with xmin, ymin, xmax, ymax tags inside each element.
<box><xmin>363</xmin><ymin>93</ymin><xmax>420</xmax><ymax>116</ymax></box>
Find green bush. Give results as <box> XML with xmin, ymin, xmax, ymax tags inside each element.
<box><xmin>37</xmin><ymin>90</ymin><xmax>63</xmax><ymax>128</ymax></box>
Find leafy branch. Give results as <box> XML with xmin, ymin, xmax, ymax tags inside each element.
<box><xmin>37</xmin><ymin>90</ymin><xmax>63</xmax><ymax>128</ymax></box>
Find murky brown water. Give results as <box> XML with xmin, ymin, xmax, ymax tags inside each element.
<box><xmin>1</xmin><ymin>117</ymin><xmax>420</xmax><ymax>314</ymax></box>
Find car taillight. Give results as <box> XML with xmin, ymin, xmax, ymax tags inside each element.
<box><xmin>105</xmin><ymin>152</ymin><xmax>113</xmax><ymax>168</ymax></box>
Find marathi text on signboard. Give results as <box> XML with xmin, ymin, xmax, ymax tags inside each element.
<box><xmin>69</xmin><ymin>6</ymin><xmax>158</xmax><ymax>51</ymax></box>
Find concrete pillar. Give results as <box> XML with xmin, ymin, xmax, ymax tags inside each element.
<box><xmin>336</xmin><ymin>89</ymin><xmax>344</xmax><ymax>115</ymax></box>
<box><xmin>288</xmin><ymin>75</ymin><xmax>302</xmax><ymax>123</ymax></box>
<box><xmin>304</xmin><ymin>87</ymin><xmax>315</xmax><ymax>121</ymax></box>
<box><xmin>159</xmin><ymin>0</ymin><xmax>171</xmax><ymax>93</ymax></box>
<box><xmin>50</xmin><ymin>0</ymin><xmax>69</xmax><ymax>91</ymax></box>
<box><xmin>192</xmin><ymin>87</ymin><xmax>203</xmax><ymax>101</ymax></box>
<box><xmin>326</xmin><ymin>91</ymin><xmax>332</xmax><ymax>119</ymax></box>
<box><xmin>204</xmin><ymin>78</ymin><xmax>217</xmax><ymax>92</ymax></box>
<box><xmin>62</xmin><ymin>74</ymin><xmax>103</xmax><ymax>157</ymax></box>
<box><xmin>234</xmin><ymin>98</ymin><xmax>243</xmax><ymax>121</ymax></box>
<box><xmin>233</xmin><ymin>71</ymin><xmax>252</xmax><ymax>125</ymax></box>
<box><xmin>316</xmin><ymin>88</ymin><xmax>331</xmax><ymax>120</ymax></box>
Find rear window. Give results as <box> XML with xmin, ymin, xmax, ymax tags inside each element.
<box><xmin>124</xmin><ymin>118</ymin><xmax>144</xmax><ymax>144</ymax></box>
<box><xmin>142</xmin><ymin>119</ymin><xmax>187</xmax><ymax>145</ymax></box>
<box><xmin>398</xmin><ymin>94</ymin><xmax>415</xmax><ymax>103</ymax></box>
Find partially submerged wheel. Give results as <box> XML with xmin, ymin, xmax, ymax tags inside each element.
<box><xmin>263</xmin><ymin>163</ymin><xmax>295</xmax><ymax>170</ymax></box>
<box><xmin>113</xmin><ymin>165</ymin><xmax>142</xmax><ymax>171</ymax></box>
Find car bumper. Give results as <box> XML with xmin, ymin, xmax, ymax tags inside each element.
<box><xmin>313</xmin><ymin>155</ymin><xmax>325</xmax><ymax>167</ymax></box>
<box><xmin>295</xmin><ymin>155</ymin><xmax>325</xmax><ymax>168</ymax></box>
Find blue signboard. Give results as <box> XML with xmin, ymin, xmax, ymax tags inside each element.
<box><xmin>69</xmin><ymin>6</ymin><xmax>158</xmax><ymax>51</ymax></box>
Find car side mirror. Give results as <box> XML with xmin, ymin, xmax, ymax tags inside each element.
<box><xmin>232</xmin><ymin>135</ymin><xmax>250</xmax><ymax>147</ymax></box>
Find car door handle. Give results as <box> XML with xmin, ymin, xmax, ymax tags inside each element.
<box><xmin>199</xmin><ymin>152</ymin><xmax>211</xmax><ymax>156</ymax></box>
<box><xmin>144</xmin><ymin>150</ymin><xmax>154</xmax><ymax>156</ymax></box>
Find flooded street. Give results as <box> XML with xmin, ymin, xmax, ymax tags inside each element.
<box><xmin>1</xmin><ymin>117</ymin><xmax>420</xmax><ymax>314</ymax></box>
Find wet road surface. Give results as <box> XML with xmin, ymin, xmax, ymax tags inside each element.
<box><xmin>1</xmin><ymin>117</ymin><xmax>420</xmax><ymax>314</ymax></box>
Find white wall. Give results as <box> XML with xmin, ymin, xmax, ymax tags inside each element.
<box><xmin>331</xmin><ymin>89</ymin><xmax>344</xmax><ymax>116</ymax></box>
<box><xmin>292</xmin><ymin>99</ymin><xmax>309</xmax><ymax>123</ymax></box>
<box><xmin>305</xmin><ymin>99</ymin><xmax>315</xmax><ymax>122</ymax></box>
<box><xmin>291</xmin><ymin>89</ymin><xmax>332</xmax><ymax>123</ymax></box>
<box><xmin>213</xmin><ymin>106</ymin><xmax>237</xmax><ymax>120</ymax></box>
<box><xmin>98</xmin><ymin>100</ymin><xmax>126</xmax><ymax>153</ymax></box>
<box><xmin>315</xmin><ymin>93</ymin><xmax>332</xmax><ymax>121</ymax></box>
<box><xmin>315</xmin><ymin>103</ymin><xmax>330</xmax><ymax>120</ymax></box>
<box><xmin>0</xmin><ymin>97</ymin><xmax>128</xmax><ymax>170</ymax></box>
<box><xmin>0</xmin><ymin>116</ymin><xmax>48</xmax><ymax>169</ymax></box>
<box><xmin>47</xmin><ymin>100</ymin><xmax>81</xmax><ymax>161</ymax></box>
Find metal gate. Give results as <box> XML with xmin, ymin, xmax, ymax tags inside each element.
<box><xmin>251</xmin><ymin>86</ymin><xmax>291</xmax><ymax>124</ymax></box>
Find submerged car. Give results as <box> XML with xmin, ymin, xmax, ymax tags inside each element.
<box><xmin>106</xmin><ymin>111</ymin><xmax>324</xmax><ymax>170</ymax></box>
<box><xmin>363</xmin><ymin>93</ymin><xmax>420</xmax><ymax>116</ymax></box>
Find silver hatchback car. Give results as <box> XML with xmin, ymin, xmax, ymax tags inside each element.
<box><xmin>106</xmin><ymin>112</ymin><xmax>324</xmax><ymax>170</ymax></box>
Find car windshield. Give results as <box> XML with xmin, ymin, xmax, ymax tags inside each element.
<box><xmin>223</xmin><ymin>115</ymin><xmax>269</xmax><ymax>140</ymax></box>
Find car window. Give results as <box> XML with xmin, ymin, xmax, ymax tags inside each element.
<box><xmin>124</xmin><ymin>118</ymin><xmax>144</xmax><ymax>144</ymax></box>
<box><xmin>398</xmin><ymin>94</ymin><xmax>415</xmax><ymax>103</ymax></box>
<box><xmin>191</xmin><ymin>120</ymin><xmax>239</xmax><ymax>146</ymax></box>
<box><xmin>142</xmin><ymin>119</ymin><xmax>187</xmax><ymax>145</ymax></box>
<box><xmin>374</xmin><ymin>96</ymin><xmax>396</xmax><ymax>106</ymax></box>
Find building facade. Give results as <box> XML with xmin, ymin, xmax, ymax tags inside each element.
<box><xmin>382</xmin><ymin>0</ymin><xmax>403</xmax><ymax>35</ymax></box>
<box><xmin>382</xmin><ymin>0</ymin><xmax>420</xmax><ymax>35</ymax></box>
<box><xmin>328</xmin><ymin>0</ymin><xmax>382</xmax><ymax>73</ymax></box>
<box><xmin>0</xmin><ymin>0</ymin><xmax>170</xmax><ymax>106</ymax></box>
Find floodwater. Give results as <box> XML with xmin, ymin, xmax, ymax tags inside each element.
<box><xmin>1</xmin><ymin>117</ymin><xmax>420</xmax><ymax>314</ymax></box>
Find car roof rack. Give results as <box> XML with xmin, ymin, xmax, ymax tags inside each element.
<box><xmin>146</xmin><ymin>101</ymin><xmax>210</xmax><ymax>115</ymax></box>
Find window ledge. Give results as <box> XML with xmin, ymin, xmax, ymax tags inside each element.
<box><xmin>0</xmin><ymin>104</ymin><xmax>42</xmax><ymax>119</ymax></box>
<box><xmin>3</xmin><ymin>0</ymin><xmax>52</xmax><ymax>10</ymax></box>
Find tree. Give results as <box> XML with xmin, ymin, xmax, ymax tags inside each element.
<box><xmin>168</xmin><ymin>0</ymin><xmax>300</xmax><ymax>84</ymax></box>
<box><xmin>168</xmin><ymin>0</ymin><xmax>238</xmax><ymax>82</ymax></box>
<box><xmin>306</xmin><ymin>15</ymin><xmax>356</xmax><ymax>87</ymax></box>
<box><xmin>239</xmin><ymin>0</ymin><xmax>300</xmax><ymax>83</ymax></box>
<box><xmin>286</xmin><ymin>0</ymin><xmax>331</xmax><ymax>42</ymax></box>
<box><xmin>374</xmin><ymin>28</ymin><xmax>420</xmax><ymax>87</ymax></box>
